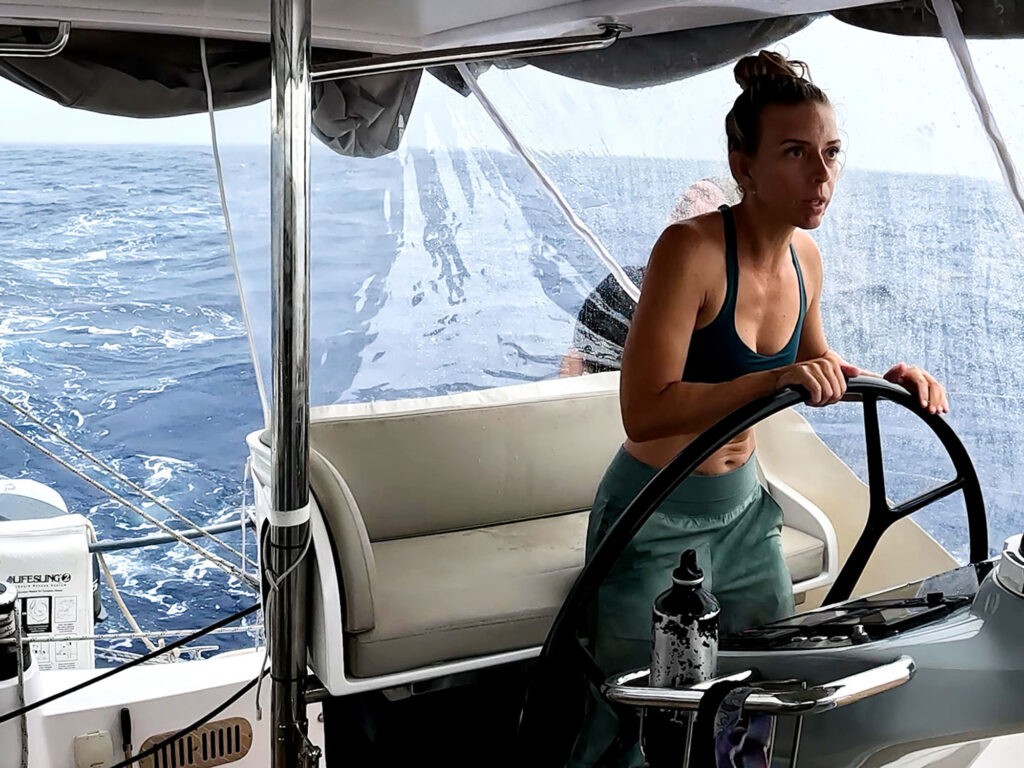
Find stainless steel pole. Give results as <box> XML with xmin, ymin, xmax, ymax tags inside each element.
<box><xmin>310</xmin><ymin>24</ymin><xmax>626</xmax><ymax>82</ymax></box>
<box><xmin>269</xmin><ymin>0</ymin><xmax>312</xmax><ymax>765</ymax></box>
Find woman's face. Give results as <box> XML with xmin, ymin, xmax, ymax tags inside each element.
<box><xmin>733</xmin><ymin>101</ymin><xmax>841</xmax><ymax>229</ymax></box>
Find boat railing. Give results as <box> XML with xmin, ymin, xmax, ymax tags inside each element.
<box><xmin>603</xmin><ymin>655</ymin><xmax>916</xmax><ymax>767</ymax></box>
<box><xmin>89</xmin><ymin>518</ymin><xmax>256</xmax><ymax>554</ymax></box>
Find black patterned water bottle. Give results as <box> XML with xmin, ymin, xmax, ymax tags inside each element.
<box><xmin>642</xmin><ymin>549</ymin><xmax>720</xmax><ymax>766</ymax></box>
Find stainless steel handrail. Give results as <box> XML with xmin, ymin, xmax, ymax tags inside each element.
<box><xmin>311</xmin><ymin>23</ymin><xmax>628</xmax><ymax>83</ymax></box>
<box><xmin>604</xmin><ymin>655</ymin><xmax>916</xmax><ymax>715</ymax></box>
<box><xmin>0</xmin><ymin>21</ymin><xmax>70</xmax><ymax>57</ymax></box>
<box><xmin>88</xmin><ymin>519</ymin><xmax>256</xmax><ymax>554</ymax></box>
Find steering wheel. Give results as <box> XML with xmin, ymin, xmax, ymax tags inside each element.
<box><xmin>516</xmin><ymin>376</ymin><xmax>986</xmax><ymax>767</ymax></box>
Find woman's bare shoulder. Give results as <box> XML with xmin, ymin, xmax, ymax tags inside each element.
<box><xmin>649</xmin><ymin>213</ymin><xmax>724</xmax><ymax>278</ymax></box>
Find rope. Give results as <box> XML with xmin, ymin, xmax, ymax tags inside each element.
<box><xmin>0</xmin><ymin>392</ymin><xmax>257</xmax><ymax>570</ymax></box>
<box><xmin>241</xmin><ymin>457</ymin><xmax>254</xmax><ymax>585</ymax></box>
<box><xmin>0</xmin><ymin>414</ymin><xmax>258</xmax><ymax>589</ymax></box>
<box><xmin>933</xmin><ymin>0</ymin><xmax>1024</xmax><ymax>227</ymax></box>
<box><xmin>0</xmin><ymin>625</ymin><xmax>261</xmax><ymax>645</ymax></box>
<box><xmin>14</xmin><ymin>603</ymin><xmax>28</xmax><ymax>768</ymax></box>
<box><xmin>455</xmin><ymin>62</ymin><xmax>640</xmax><ymax>304</ymax></box>
<box><xmin>200</xmin><ymin>37</ymin><xmax>270</xmax><ymax>425</ymax></box>
<box><xmin>255</xmin><ymin>523</ymin><xmax>312</xmax><ymax>721</ymax></box>
<box><xmin>0</xmin><ymin>604</ymin><xmax>259</xmax><ymax>726</ymax></box>
<box><xmin>87</xmin><ymin>523</ymin><xmax>161</xmax><ymax>654</ymax></box>
<box><xmin>96</xmin><ymin>553</ymin><xmax>162</xmax><ymax>655</ymax></box>
<box><xmin>106</xmin><ymin>667</ymin><xmax>269</xmax><ymax>768</ymax></box>
<box><xmin>95</xmin><ymin>648</ymin><xmax>147</xmax><ymax>664</ymax></box>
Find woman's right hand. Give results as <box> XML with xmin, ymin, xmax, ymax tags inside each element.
<box><xmin>774</xmin><ymin>353</ymin><xmax>851</xmax><ymax>406</ymax></box>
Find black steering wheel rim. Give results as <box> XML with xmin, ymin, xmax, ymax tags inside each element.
<box><xmin>542</xmin><ymin>374</ymin><xmax>987</xmax><ymax>666</ymax></box>
<box><xmin>516</xmin><ymin>377</ymin><xmax>986</xmax><ymax>768</ymax></box>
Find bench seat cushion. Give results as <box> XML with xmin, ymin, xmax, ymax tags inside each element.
<box><xmin>346</xmin><ymin>511</ymin><xmax>825</xmax><ymax>678</ymax></box>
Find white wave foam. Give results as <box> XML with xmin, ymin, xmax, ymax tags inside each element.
<box><xmin>57</xmin><ymin>324</ymin><xmax>125</xmax><ymax>337</ymax></box>
<box><xmin>0</xmin><ymin>315</ymin><xmax>54</xmax><ymax>335</ymax></box>
<box><xmin>137</xmin><ymin>377</ymin><xmax>178</xmax><ymax>395</ymax></box>
<box><xmin>139</xmin><ymin>454</ymin><xmax>194</xmax><ymax>492</ymax></box>
<box><xmin>157</xmin><ymin>329</ymin><xmax>217</xmax><ymax>349</ymax></box>
<box><xmin>0</xmin><ymin>359</ymin><xmax>35</xmax><ymax>380</ymax></box>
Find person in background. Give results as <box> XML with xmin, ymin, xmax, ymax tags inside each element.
<box><xmin>560</xmin><ymin>178</ymin><xmax>737</xmax><ymax>376</ymax></box>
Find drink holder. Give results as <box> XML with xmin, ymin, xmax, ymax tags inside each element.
<box><xmin>602</xmin><ymin>655</ymin><xmax>915</xmax><ymax>767</ymax></box>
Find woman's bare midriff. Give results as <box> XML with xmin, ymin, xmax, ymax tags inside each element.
<box><xmin>623</xmin><ymin>429</ymin><xmax>756</xmax><ymax>474</ymax></box>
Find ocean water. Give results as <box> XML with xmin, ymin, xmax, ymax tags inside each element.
<box><xmin>0</xmin><ymin>142</ymin><xmax>1022</xmax><ymax>659</ymax></box>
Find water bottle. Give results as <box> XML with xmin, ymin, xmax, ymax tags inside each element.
<box><xmin>642</xmin><ymin>550</ymin><xmax>720</xmax><ymax>766</ymax></box>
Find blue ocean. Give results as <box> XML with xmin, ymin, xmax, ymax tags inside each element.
<box><xmin>0</xmin><ymin>142</ymin><xmax>1021</xmax><ymax>658</ymax></box>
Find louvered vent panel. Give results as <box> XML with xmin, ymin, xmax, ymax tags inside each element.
<box><xmin>138</xmin><ymin>717</ymin><xmax>252</xmax><ymax>768</ymax></box>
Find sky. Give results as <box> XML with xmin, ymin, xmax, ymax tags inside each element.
<box><xmin>0</xmin><ymin>16</ymin><xmax>1022</xmax><ymax>181</ymax></box>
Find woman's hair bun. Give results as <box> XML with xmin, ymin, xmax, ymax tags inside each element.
<box><xmin>733</xmin><ymin>50</ymin><xmax>810</xmax><ymax>91</ymax></box>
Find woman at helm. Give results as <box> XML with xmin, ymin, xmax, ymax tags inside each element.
<box><xmin>570</xmin><ymin>50</ymin><xmax>948</xmax><ymax>768</ymax></box>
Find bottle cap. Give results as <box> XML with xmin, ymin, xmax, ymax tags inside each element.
<box><xmin>671</xmin><ymin>549</ymin><xmax>704</xmax><ymax>586</ymax></box>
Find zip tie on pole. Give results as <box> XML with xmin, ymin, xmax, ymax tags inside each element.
<box><xmin>254</xmin><ymin>474</ymin><xmax>311</xmax><ymax>527</ymax></box>
<box><xmin>267</xmin><ymin>504</ymin><xmax>311</xmax><ymax>528</ymax></box>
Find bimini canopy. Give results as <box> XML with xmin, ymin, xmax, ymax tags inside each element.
<box><xmin>2</xmin><ymin>1</ymin><xmax>1023</xmax><ymax>159</ymax></box>
<box><xmin>0</xmin><ymin>15</ymin><xmax>814</xmax><ymax>158</ymax></box>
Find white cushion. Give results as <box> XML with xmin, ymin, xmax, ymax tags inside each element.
<box><xmin>294</xmin><ymin>373</ymin><xmax>829</xmax><ymax>679</ymax></box>
<box><xmin>345</xmin><ymin>512</ymin><xmax>824</xmax><ymax>678</ymax></box>
<box><xmin>309</xmin><ymin>373</ymin><xmax>626</xmax><ymax>541</ymax></box>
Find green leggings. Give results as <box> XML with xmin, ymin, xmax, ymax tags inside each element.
<box><xmin>568</xmin><ymin>447</ymin><xmax>795</xmax><ymax>768</ymax></box>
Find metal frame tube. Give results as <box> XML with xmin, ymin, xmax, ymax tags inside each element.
<box><xmin>603</xmin><ymin>656</ymin><xmax>916</xmax><ymax>715</ymax></box>
<box><xmin>0</xmin><ymin>20</ymin><xmax>70</xmax><ymax>57</ymax></box>
<box><xmin>89</xmin><ymin>520</ymin><xmax>253</xmax><ymax>554</ymax></box>
<box><xmin>262</xmin><ymin>13</ymin><xmax>626</xmax><ymax>768</ymax></box>
<box><xmin>311</xmin><ymin>23</ymin><xmax>626</xmax><ymax>82</ymax></box>
<box><xmin>269</xmin><ymin>0</ymin><xmax>312</xmax><ymax>765</ymax></box>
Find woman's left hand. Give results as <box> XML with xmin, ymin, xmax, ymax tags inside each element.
<box><xmin>882</xmin><ymin>362</ymin><xmax>949</xmax><ymax>415</ymax></box>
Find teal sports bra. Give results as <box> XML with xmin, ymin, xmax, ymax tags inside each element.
<box><xmin>681</xmin><ymin>205</ymin><xmax>806</xmax><ymax>384</ymax></box>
